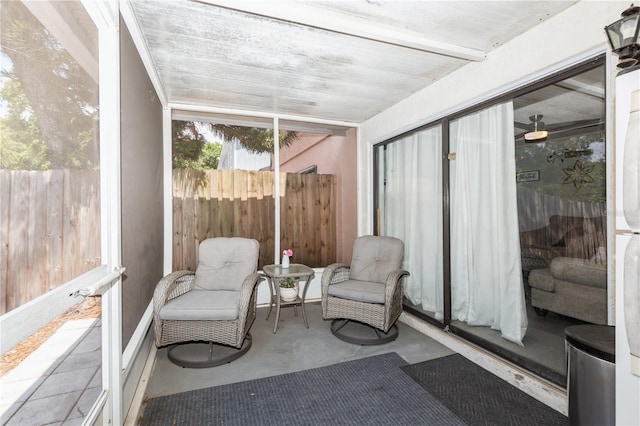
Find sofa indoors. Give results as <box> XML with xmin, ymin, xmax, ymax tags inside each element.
<box><xmin>520</xmin><ymin>214</ymin><xmax>608</xmax><ymax>324</ymax></box>
<box><xmin>528</xmin><ymin>256</ymin><xmax>607</xmax><ymax>325</ymax></box>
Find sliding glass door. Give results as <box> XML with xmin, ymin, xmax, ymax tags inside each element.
<box><xmin>375</xmin><ymin>125</ymin><xmax>444</xmax><ymax>320</ymax></box>
<box><xmin>374</xmin><ymin>56</ymin><xmax>607</xmax><ymax>386</ymax></box>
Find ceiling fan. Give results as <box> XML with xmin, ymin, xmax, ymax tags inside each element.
<box><xmin>514</xmin><ymin>114</ymin><xmax>603</xmax><ymax>142</ymax></box>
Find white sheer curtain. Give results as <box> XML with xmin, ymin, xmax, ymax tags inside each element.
<box><xmin>450</xmin><ymin>101</ymin><xmax>527</xmax><ymax>344</ymax></box>
<box><xmin>379</xmin><ymin>126</ymin><xmax>443</xmax><ymax>319</ymax></box>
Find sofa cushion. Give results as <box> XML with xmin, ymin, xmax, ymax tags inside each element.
<box><xmin>550</xmin><ymin>257</ymin><xmax>606</xmax><ymax>289</ymax></box>
<box><xmin>159</xmin><ymin>289</ymin><xmax>239</xmax><ymax>321</ymax></box>
<box><xmin>528</xmin><ymin>268</ymin><xmax>556</xmax><ymax>292</ymax></box>
<box><xmin>328</xmin><ymin>279</ymin><xmax>386</xmax><ymax>304</ymax></box>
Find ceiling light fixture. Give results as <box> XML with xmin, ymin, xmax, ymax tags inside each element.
<box><xmin>605</xmin><ymin>4</ymin><xmax>640</xmax><ymax>69</ymax></box>
<box><xmin>524</xmin><ymin>114</ymin><xmax>549</xmax><ymax>142</ymax></box>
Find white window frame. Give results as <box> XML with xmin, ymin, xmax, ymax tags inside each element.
<box><xmin>81</xmin><ymin>1</ymin><xmax>124</xmax><ymax>424</ymax></box>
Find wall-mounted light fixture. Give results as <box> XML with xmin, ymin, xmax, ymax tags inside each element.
<box><xmin>605</xmin><ymin>4</ymin><xmax>640</xmax><ymax>69</ymax></box>
<box><xmin>524</xmin><ymin>114</ymin><xmax>548</xmax><ymax>142</ymax></box>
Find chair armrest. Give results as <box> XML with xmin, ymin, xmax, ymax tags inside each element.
<box><xmin>321</xmin><ymin>263</ymin><xmax>350</xmax><ymax>298</ymax></box>
<box><xmin>152</xmin><ymin>270</ymin><xmax>195</xmax><ymax>347</ymax></box>
<box><xmin>384</xmin><ymin>269</ymin><xmax>410</xmax><ymax>305</ymax></box>
<box><xmin>237</xmin><ymin>272</ymin><xmax>263</xmax><ymax>319</ymax></box>
<box><xmin>235</xmin><ymin>272</ymin><xmax>263</xmax><ymax>344</ymax></box>
<box><xmin>153</xmin><ymin>271</ymin><xmax>195</xmax><ymax>312</ymax></box>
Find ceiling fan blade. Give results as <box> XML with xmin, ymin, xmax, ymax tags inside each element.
<box><xmin>514</xmin><ymin>118</ymin><xmax>603</xmax><ymax>140</ymax></box>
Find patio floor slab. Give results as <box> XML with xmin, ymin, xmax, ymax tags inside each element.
<box><xmin>0</xmin><ymin>318</ymin><xmax>101</xmax><ymax>426</ymax></box>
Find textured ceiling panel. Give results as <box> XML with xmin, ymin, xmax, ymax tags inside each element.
<box><xmin>304</xmin><ymin>1</ymin><xmax>570</xmax><ymax>51</ymax></box>
<box><xmin>514</xmin><ymin>66</ymin><xmax>605</xmax><ymax>130</ymax></box>
<box><xmin>129</xmin><ymin>0</ymin><xmax>576</xmax><ymax>124</ymax></box>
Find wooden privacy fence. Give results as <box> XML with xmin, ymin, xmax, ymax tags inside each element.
<box><xmin>0</xmin><ymin>169</ymin><xmax>101</xmax><ymax>315</ymax></box>
<box><xmin>173</xmin><ymin>169</ymin><xmax>336</xmax><ymax>271</ymax></box>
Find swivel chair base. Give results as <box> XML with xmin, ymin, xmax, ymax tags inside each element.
<box><xmin>167</xmin><ymin>334</ymin><xmax>252</xmax><ymax>368</ymax></box>
<box><xmin>330</xmin><ymin>319</ymin><xmax>399</xmax><ymax>345</ymax></box>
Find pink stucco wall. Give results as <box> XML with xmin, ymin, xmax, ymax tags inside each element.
<box><xmin>278</xmin><ymin>129</ymin><xmax>357</xmax><ymax>264</ymax></box>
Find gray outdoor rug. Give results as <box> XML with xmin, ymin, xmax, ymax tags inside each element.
<box><xmin>401</xmin><ymin>354</ymin><xmax>568</xmax><ymax>426</ymax></box>
<box><xmin>140</xmin><ymin>352</ymin><xmax>467</xmax><ymax>426</ymax></box>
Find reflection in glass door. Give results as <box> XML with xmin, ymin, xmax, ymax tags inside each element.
<box><xmin>374</xmin><ymin>59</ymin><xmax>607</xmax><ymax>386</ymax></box>
<box><xmin>513</xmin><ymin>64</ymin><xmax>607</xmax><ymax>382</ymax></box>
<box><xmin>449</xmin><ymin>61</ymin><xmax>607</xmax><ymax>385</ymax></box>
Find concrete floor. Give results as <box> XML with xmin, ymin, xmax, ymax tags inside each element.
<box><xmin>0</xmin><ymin>300</ymin><xmax>566</xmax><ymax>426</ymax></box>
<box><xmin>140</xmin><ymin>302</ymin><xmax>567</xmax><ymax>422</ymax></box>
<box><xmin>144</xmin><ymin>302</ymin><xmax>456</xmax><ymax>400</ymax></box>
<box><xmin>0</xmin><ymin>318</ymin><xmax>102</xmax><ymax>426</ymax></box>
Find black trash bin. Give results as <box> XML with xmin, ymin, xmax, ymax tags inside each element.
<box><xmin>565</xmin><ymin>324</ymin><xmax>615</xmax><ymax>426</ymax></box>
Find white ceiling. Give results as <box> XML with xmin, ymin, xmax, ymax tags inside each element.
<box><xmin>513</xmin><ymin>65</ymin><xmax>605</xmax><ymax>140</ymax></box>
<box><xmin>127</xmin><ymin>0</ymin><xmax>578</xmax><ymax>128</ymax></box>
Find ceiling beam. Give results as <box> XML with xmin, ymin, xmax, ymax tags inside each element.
<box><xmin>556</xmin><ymin>79</ymin><xmax>605</xmax><ymax>100</ymax></box>
<box><xmin>169</xmin><ymin>102</ymin><xmax>359</xmax><ymax>131</ymax></box>
<box><xmin>193</xmin><ymin>0</ymin><xmax>486</xmax><ymax>61</ymax></box>
<box><xmin>171</xmin><ymin>109</ymin><xmax>349</xmax><ymax>135</ymax></box>
<box><xmin>22</xmin><ymin>1</ymin><xmax>98</xmax><ymax>82</ymax></box>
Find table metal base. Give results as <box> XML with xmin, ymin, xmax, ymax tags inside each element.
<box><xmin>167</xmin><ymin>334</ymin><xmax>252</xmax><ymax>368</ymax></box>
<box><xmin>266</xmin><ymin>295</ymin><xmax>308</xmax><ymax>333</ymax></box>
<box><xmin>330</xmin><ymin>319</ymin><xmax>399</xmax><ymax>345</ymax></box>
<box><xmin>262</xmin><ymin>264</ymin><xmax>314</xmax><ymax>333</ymax></box>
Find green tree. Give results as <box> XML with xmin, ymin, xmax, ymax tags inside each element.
<box><xmin>172</xmin><ymin>121</ymin><xmax>297</xmax><ymax>169</ymax></box>
<box><xmin>0</xmin><ymin>76</ymin><xmax>49</xmax><ymax>169</ymax></box>
<box><xmin>199</xmin><ymin>142</ymin><xmax>222</xmax><ymax>169</ymax></box>
<box><xmin>172</xmin><ymin>120</ymin><xmax>207</xmax><ymax>169</ymax></box>
<box><xmin>1</xmin><ymin>1</ymin><xmax>98</xmax><ymax>169</ymax></box>
<box><xmin>206</xmin><ymin>125</ymin><xmax>297</xmax><ymax>154</ymax></box>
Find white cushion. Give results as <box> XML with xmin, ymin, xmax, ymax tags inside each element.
<box><xmin>159</xmin><ymin>290</ymin><xmax>239</xmax><ymax>321</ymax></box>
<box><xmin>349</xmin><ymin>236</ymin><xmax>403</xmax><ymax>283</ymax></box>
<box><xmin>194</xmin><ymin>238</ymin><xmax>259</xmax><ymax>291</ymax></box>
<box><xmin>328</xmin><ymin>279</ymin><xmax>386</xmax><ymax>304</ymax></box>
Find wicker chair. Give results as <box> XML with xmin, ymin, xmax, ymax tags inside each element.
<box><xmin>321</xmin><ymin>235</ymin><xmax>409</xmax><ymax>345</ymax></box>
<box><xmin>153</xmin><ymin>237</ymin><xmax>262</xmax><ymax>367</ymax></box>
